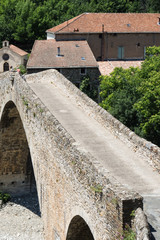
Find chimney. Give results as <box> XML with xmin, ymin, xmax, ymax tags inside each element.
<box><xmin>102</xmin><ymin>24</ymin><xmax>104</xmax><ymax>33</ymax></box>
<box><xmin>57</xmin><ymin>47</ymin><xmax>60</xmax><ymax>56</ymax></box>
<box><xmin>101</xmin><ymin>24</ymin><xmax>105</xmax><ymax>61</ymax></box>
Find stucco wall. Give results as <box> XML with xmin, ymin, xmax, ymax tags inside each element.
<box><xmin>106</xmin><ymin>33</ymin><xmax>160</xmax><ymax>60</ymax></box>
<box><xmin>55</xmin><ymin>32</ymin><xmax>160</xmax><ymax>60</ymax></box>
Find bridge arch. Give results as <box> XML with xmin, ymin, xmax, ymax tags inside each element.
<box><xmin>0</xmin><ymin>100</ymin><xmax>36</xmax><ymax>195</ymax></box>
<box><xmin>66</xmin><ymin>215</ymin><xmax>95</xmax><ymax>240</ymax></box>
<box><xmin>0</xmin><ymin>71</ymin><xmax>145</xmax><ymax>240</ymax></box>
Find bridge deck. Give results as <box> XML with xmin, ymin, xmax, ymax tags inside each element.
<box><xmin>27</xmin><ymin>73</ymin><xmax>160</xmax><ymax>238</ymax></box>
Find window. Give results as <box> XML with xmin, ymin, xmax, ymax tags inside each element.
<box><xmin>118</xmin><ymin>46</ymin><xmax>124</xmax><ymax>59</ymax></box>
<box><xmin>80</xmin><ymin>68</ymin><xmax>86</xmax><ymax>75</ymax></box>
<box><xmin>2</xmin><ymin>53</ymin><xmax>9</xmax><ymax>61</ymax></box>
<box><xmin>144</xmin><ymin>46</ymin><xmax>146</xmax><ymax>59</ymax></box>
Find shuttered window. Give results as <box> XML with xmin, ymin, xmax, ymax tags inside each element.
<box><xmin>118</xmin><ymin>46</ymin><xmax>124</xmax><ymax>59</ymax></box>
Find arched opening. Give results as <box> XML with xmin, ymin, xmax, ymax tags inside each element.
<box><xmin>0</xmin><ymin>101</ymin><xmax>36</xmax><ymax>196</ymax></box>
<box><xmin>66</xmin><ymin>215</ymin><xmax>94</xmax><ymax>240</ymax></box>
<box><xmin>3</xmin><ymin>62</ymin><xmax>9</xmax><ymax>72</ymax></box>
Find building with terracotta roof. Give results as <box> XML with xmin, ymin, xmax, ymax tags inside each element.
<box><xmin>0</xmin><ymin>40</ymin><xmax>28</xmax><ymax>72</ymax></box>
<box><xmin>46</xmin><ymin>13</ymin><xmax>160</xmax><ymax>61</ymax></box>
<box><xmin>27</xmin><ymin>39</ymin><xmax>100</xmax><ymax>86</ymax></box>
<box><xmin>98</xmin><ymin>60</ymin><xmax>143</xmax><ymax>75</ymax></box>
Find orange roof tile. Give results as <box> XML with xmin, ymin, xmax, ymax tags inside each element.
<box><xmin>98</xmin><ymin>60</ymin><xmax>143</xmax><ymax>75</ymax></box>
<box><xmin>27</xmin><ymin>39</ymin><xmax>98</xmax><ymax>69</ymax></box>
<box><xmin>47</xmin><ymin>13</ymin><xmax>160</xmax><ymax>34</ymax></box>
<box><xmin>10</xmin><ymin>44</ymin><xmax>28</xmax><ymax>56</ymax></box>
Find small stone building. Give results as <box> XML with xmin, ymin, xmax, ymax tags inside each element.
<box><xmin>0</xmin><ymin>40</ymin><xmax>28</xmax><ymax>72</ymax></box>
<box><xmin>27</xmin><ymin>39</ymin><xmax>100</xmax><ymax>87</ymax></box>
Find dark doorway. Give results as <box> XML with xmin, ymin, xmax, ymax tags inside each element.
<box><xmin>3</xmin><ymin>62</ymin><xmax>9</xmax><ymax>72</ymax></box>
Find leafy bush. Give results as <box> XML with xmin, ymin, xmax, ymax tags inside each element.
<box><xmin>123</xmin><ymin>224</ymin><xmax>136</xmax><ymax>240</ymax></box>
<box><xmin>0</xmin><ymin>192</ymin><xmax>11</xmax><ymax>204</ymax></box>
<box><xmin>117</xmin><ymin>224</ymin><xmax>136</xmax><ymax>240</ymax></box>
<box><xmin>18</xmin><ymin>65</ymin><xmax>27</xmax><ymax>75</ymax></box>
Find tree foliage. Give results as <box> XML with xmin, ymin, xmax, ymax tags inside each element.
<box><xmin>100</xmin><ymin>67</ymin><xmax>141</xmax><ymax>130</ymax></box>
<box><xmin>80</xmin><ymin>75</ymin><xmax>99</xmax><ymax>102</ymax></box>
<box><xmin>100</xmin><ymin>46</ymin><xmax>160</xmax><ymax>147</ymax></box>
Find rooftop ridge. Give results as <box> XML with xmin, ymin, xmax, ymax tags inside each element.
<box><xmin>47</xmin><ymin>12</ymin><xmax>160</xmax><ymax>34</ymax></box>
<box><xmin>47</xmin><ymin>13</ymin><xmax>86</xmax><ymax>33</ymax></box>
<box><xmin>56</xmin><ymin>13</ymin><xmax>86</xmax><ymax>33</ymax></box>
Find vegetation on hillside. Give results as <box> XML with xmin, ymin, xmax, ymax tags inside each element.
<box><xmin>0</xmin><ymin>0</ymin><xmax>160</xmax><ymax>50</ymax></box>
<box><xmin>100</xmin><ymin>46</ymin><xmax>160</xmax><ymax>147</ymax></box>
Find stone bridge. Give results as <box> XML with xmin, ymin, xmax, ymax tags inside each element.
<box><xmin>0</xmin><ymin>70</ymin><xmax>160</xmax><ymax>240</ymax></box>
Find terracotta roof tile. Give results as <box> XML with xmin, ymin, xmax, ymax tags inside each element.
<box><xmin>47</xmin><ymin>13</ymin><xmax>160</xmax><ymax>34</ymax></box>
<box><xmin>27</xmin><ymin>39</ymin><xmax>98</xmax><ymax>69</ymax></box>
<box><xmin>98</xmin><ymin>60</ymin><xmax>143</xmax><ymax>75</ymax></box>
<box><xmin>10</xmin><ymin>44</ymin><xmax>28</xmax><ymax>56</ymax></box>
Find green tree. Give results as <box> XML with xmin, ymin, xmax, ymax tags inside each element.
<box><xmin>100</xmin><ymin>67</ymin><xmax>140</xmax><ymax>130</ymax></box>
<box><xmin>0</xmin><ymin>0</ymin><xmax>17</xmax><ymax>44</ymax></box>
<box><xmin>134</xmin><ymin>47</ymin><xmax>160</xmax><ymax>144</ymax></box>
<box><xmin>100</xmin><ymin>47</ymin><xmax>160</xmax><ymax>146</ymax></box>
<box><xmin>12</xmin><ymin>0</ymin><xmax>59</xmax><ymax>47</ymax></box>
<box><xmin>80</xmin><ymin>75</ymin><xmax>99</xmax><ymax>102</ymax></box>
<box><xmin>13</xmin><ymin>0</ymin><xmax>36</xmax><ymax>43</ymax></box>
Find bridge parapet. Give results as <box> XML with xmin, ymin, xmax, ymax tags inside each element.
<box><xmin>46</xmin><ymin>70</ymin><xmax>160</xmax><ymax>173</ymax></box>
<box><xmin>0</xmin><ymin>71</ymin><xmax>146</xmax><ymax>239</ymax></box>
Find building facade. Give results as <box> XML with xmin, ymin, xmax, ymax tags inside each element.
<box><xmin>0</xmin><ymin>41</ymin><xmax>28</xmax><ymax>72</ymax></box>
<box><xmin>46</xmin><ymin>13</ymin><xmax>160</xmax><ymax>61</ymax></box>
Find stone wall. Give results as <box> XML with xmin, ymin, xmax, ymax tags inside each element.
<box><xmin>133</xmin><ymin>208</ymin><xmax>150</xmax><ymax>240</ymax></box>
<box><xmin>27</xmin><ymin>67</ymin><xmax>100</xmax><ymax>88</ymax></box>
<box><xmin>0</xmin><ymin>70</ymin><xmax>145</xmax><ymax>240</ymax></box>
<box><xmin>60</xmin><ymin>67</ymin><xmax>100</xmax><ymax>86</ymax></box>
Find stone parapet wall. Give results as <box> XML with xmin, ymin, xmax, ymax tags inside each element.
<box><xmin>133</xmin><ymin>208</ymin><xmax>150</xmax><ymax>240</ymax></box>
<box><xmin>47</xmin><ymin>69</ymin><xmax>160</xmax><ymax>173</ymax></box>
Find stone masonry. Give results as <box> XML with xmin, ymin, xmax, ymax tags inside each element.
<box><xmin>0</xmin><ymin>70</ymin><xmax>155</xmax><ymax>240</ymax></box>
